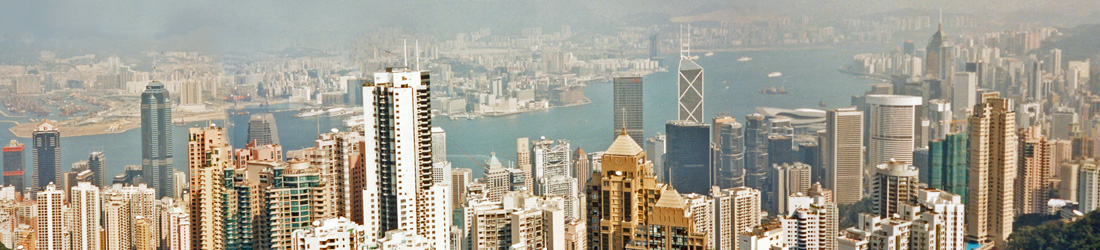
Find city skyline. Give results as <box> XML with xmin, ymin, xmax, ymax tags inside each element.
<box><xmin>1</xmin><ymin>1</ymin><xmax>1100</xmax><ymax>250</ymax></box>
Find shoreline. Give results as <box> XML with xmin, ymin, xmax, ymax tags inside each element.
<box><xmin>6</xmin><ymin>110</ymin><xmax>227</xmax><ymax>138</ymax></box>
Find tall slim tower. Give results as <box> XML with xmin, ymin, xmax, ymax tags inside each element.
<box><xmin>2</xmin><ymin>140</ymin><xmax>25</xmax><ymax>194</ymax></box>
<box><xmin>87</xmin><ymin>151</ymin><xmax>105</xmax><ymax>188</ymax></box>
<box><xmin>712</xmin><ymin>116</ymin><xmax>745</xmax><ymax>189</ymax></box>
<box><xmin>678</xmin><ymin>26</ymin><xmax>704</xmax><ymax>123</ymax></box>
<box><xmin>925</xmin><ymin>21</ymin><xmax>946</xmax><ymax>80</ymax></box>
<box><xmin>142</xmin><ymin>81</ymin><xmax>173</xmax><ymax>198</ymax></box>
<box><xmin>966</xmin><ymin>92</ymin><xmax>1017</xmax><ymax>248</ymax></box>
<box><xmin>613</xmin><ymin>76</ymin><xmax>644</xmax><ymax>144</ymax></box>
<box><xmin>871</xmin><ymin>160</ymin><xmax>919</xmax><ymax>218</ymax></box>
<box><xmin>711</xmin><ymin>186</ymin><xmax>760</xmax><ymax>250</ymax></box>
<box><xmin>361</xmin><ymin>67</ymin><xmax>449</xmax><ymax>248</ymax></box>
<box><xmin>1017</xmin><ymin>126</ymin><xmax>1053</xmax><ymax>215</ymax></box>
<box><xmin>36</xmin><ymin>183</ymin><xmax>65</xmax><ymax>250</ymax></box>
<box><xmin>516</xmin><ymin>138</ymin><xmax>533</xmax><ymax>192</ymax></box>
<box><xmin>866</xmin><ymin>95</ymin><xmax>921</xmax><ymax>167</ymax></box>
<box><xmin>246</xmin><ymin>113</ymin><xmax>279</xmax><ymax>146</ymax></box>
<box><xmin>71</xmin><ymin>182</ymin><xmax>101</xmax><ymax>250</ymax></box>
<box><xmin>32</xmin><ymin>120</ymin><xmax>60</xmax><ymax>191</ymax></box>
<box><xmin>744</xmin><ymin>114</ymin><xmax>770</xmax><ymax>191</ymax></box>
<box><xmin>825</xmin><ymin>108</ymin><xmax>864</xmax><ymax>204</ymax></box>
<box><xmin>188</xmin><ymin>125</ymin><xmax>230</xmax><ymax>250</ymax></box>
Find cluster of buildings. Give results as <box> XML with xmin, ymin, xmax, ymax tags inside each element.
<box><xmin>0</xmin><ymin>10</ymin><xmax>1098</xmax><ymax>250</ymax></box>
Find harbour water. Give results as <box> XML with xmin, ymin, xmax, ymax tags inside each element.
<box><xmin>0</xmin><ymin>46</ymin><xmax>886</xmax><ymax>186</ymax></box>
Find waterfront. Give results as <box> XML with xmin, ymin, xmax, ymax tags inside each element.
<box><xmin>0</xmin><ymin>46</ymin><xmax>886</xmax><ymax>186</ymax></box>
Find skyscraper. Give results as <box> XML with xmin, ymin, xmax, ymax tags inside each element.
<box><xmin>614</xmin><ymin>77</ymin><xmax>644</xmax><ymax>144</ymax></box>
<box><xmin>71</xmin><ymin>182</ymin><xmax>100</xmax><ymax>250</ymax></box>
<box><xmin>925</xmin><ymin>23</ymin><xmax>945</xmax><ymax>79</ymax></box>
<box><xmin>142</xmin><ymin>81</ymin><xmax>173</xmax><ymax>198</ymax></box>
<box><xmin>32</xmin><ymin>120</ymin><xmax>60</xmax><ymax>191</ymax></box>
<box><xmin>678</xmin><ymin>29</ymin><xmax>704</xmax><ymax>124</ymax></box>
<box><xmin>268</xmin><ymin>160</ymin><xmax>326</xmax><ymax>249</ymax></box>
<box><xmin>925</xmin><ymin>133</ymin><xmax>969</xmax><ymax>201</ymax></box>
<box><xmin>88</xmin><ymin>151</ymin><xmax>104</xmax><ymax>188</ymax></box>
<box><xmin>2</xmin><ymin>140</ymin><xmax>24</xmax><ymax>194</ymax></box>
<box><xmin>37</xmin><ymin>183</ymin><xmax>65</xmax><ymax>250</ymax></box>
<box><xmin>712</xmin><ymin>187</ymin><xmax>760</xmax><ymax>250</ymax></box>
<box><xmin>431</xmin><ymin>127</ymin><xmax>447</xmax><ymax>163</ymax></box>
<box><xmin>572</xmin><ymin>147</ymin><xmax>590</xmax><ymax>191</ymax></box>
<box><xmin>952</xmin><ymin>72</ymin><xmax>977</xmax><ymax>120</ymax></box>
<box><xmin>866</xmin><ymin>95</ymin><xmax>921</xmax><ymax>167</ymax></box>
<box><xmin>645</xmin><ymin>133</ymin><xmax>667</xmax><ymax>182</ymax></box>
<box><xmin>824</xmin><ymin>108</ymin><xmax>864</xmax><ymax>204</ymax></box>
<box><xmin>666</xmin><ymin>120</ymin><xmax>712</xmax><ymax>195</ymax></box>
<box><xmin>966</xmin><ymin>92</ymin><xmax>1017</xmax><ymax>248</ymax></box>
<box><xmin>587</xmin><ymin>130</ymin><xmax>707</xmax><ymax>249</ymax></box>
<box><xmin>713</xmin><ymin>116</ymin><xmax>745</xmax><ymax>189</ymax></box>
<box><xmin>188</xmin><ymin>125</ymin><xmax>231</xmax><ymax>250</ymax></box>
<box><xmin>451</xmin><ymin>168</ymin><xmax>472</xmax><ymax>210</ymax></box>
<box><xmin>768</xmin><ymin>162</ymin><xmax>812</xmax><ymax>216</ymax></box>
<box><xmin>744</xmin><ymin>114</ymin><xmax>770</xmax><ymax>191</ymax></box>
<box><xmin>871</xmin><ymin>160</ymin><xmax>919</xmax><ymax>218</ymax></box>
<box><xmin>247</xmin><ymin>113</ymin><xmax>280</xmax><ymax>146</ymax></box>
<box><xmin>516</xmin><ymin>137</ymin><xmax>533</xmax><ymax>192</ymax></box>
<box><xmin>1017</xmin><ymin>127</ymin><xmax>1053</xmax><ymax>215</ymax></box>
<box><xmin>361</xmin><ymin>67</ymin><xmax>449</xmax><ymax>248</ymax></box>
<box><xmin>531</xmin><ymin>138</ymin><xmax>572</xmax><ymax>194</ymax></box>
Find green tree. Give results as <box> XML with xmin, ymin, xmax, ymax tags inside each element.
<box><xmin>838</xmin><ymin>197</ymin><xmax>874</xmax><ymax>229</ymax></box>
<box><xmin>1008</xmin><ymin>210</ymin><xmax>1100</xmax><ymax>249</ymax></box>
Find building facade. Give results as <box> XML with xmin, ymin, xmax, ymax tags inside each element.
<box><xmin>142</xmin><ymin>81</ymin><xmax>174</xmax><ymax>198</ymax></box>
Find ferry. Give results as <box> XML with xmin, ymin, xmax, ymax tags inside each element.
<box><xmin>768</xmin><ymin>72</ymin><xmax>783</xmax><ymax>78</ymax></box>
<box><xmin>327</xmin><ymin>107</ymin><xmax>356</xmax><ymax>117</ymax></box>
<box><xmin>737</xmin><ymin>56</ymin><xmax>752</xmax><ymax>62</ymax></box>
<box><xmin>704</xmin><ymin>52</ymin><xmax>715</xmax><ymax>57</ymax></box>
<box><xmin>294</xmin><ymin>109</ymin><xmax>325</xmax><ymax>118</ymax></box>
<box><xmin>343</xmin><ymin>115</ymin><xmax>365</xmax><ymax>128</ymax></box>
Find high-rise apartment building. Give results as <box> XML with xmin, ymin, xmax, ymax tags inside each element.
<box><xmin>665</xmin><ymin>120</ymin><xmax>712</xmax><ymax>195</ymax></box>
<box><xmin>431</xmin><ymin>127</ymin><xmax>447</xmax><ymax>163</ymax></box>
<box><xmin>360</xmin><ymin>67</ymin><xmax>449</xmax><ymax>248</ymax></box>
<box><xmin>105</xmin><ymin>192</ymin><xmax>132</xmax><ymax>250</ymax></box>
<box><xmin>37</xmin><ymin>183</ymin><xmax>65</xmax><ymax>250</ymax></box>
<box><xmin>1078</xmin><ymin>160</ymin><xmax>1100</xmax><ymax>212</ymax></box>
<box><xmin>898</xmin><ymin>189</ymin><xmax>966</xmax><ymax>250</ymax></box>
<box><xmin>838</xmin><ymin>213</ymin><xmax>911</xmax><ymax>250</ymax></box>
<box><xmin>966</xmin><ymin>92</ymin><xmax>1017</xmax><ymax>248</ymax></box>
<box><xmin>2</xmin><ymin>141</ymin><xmax>24</xmax><ymax>194</ymax></box>
<box><xmin>712</xmin><ymin>187</ymin><xmax>760</xmax><ymax>250</ymax></box>
<box><xmin>744</xmin><ymin>114</ymin><xmax>770</xmax><ymax>191</ymax></box>
<box><xmin>142</xmin><ymin>81</ymin><xmax>174</xmax><ymax>198</ymax></box>
<box><xmin>825</xmin><ymin>108</ymin><xmax>864</xmax><ymax>204</ymax></box>
<box><xmin>71</xmin><ymin>182</ymin><xmax>100</xmax><ymax>250</ymax></box>
<box><xmin>928</xmin><ymin>99</ymin><xmax>953</xmax><ymax>140</ymax></box>
<box><xmin>872</xmin><ymin>160</ymin><xmax>919</xmax><ymax>218</ymax></box>
<box><xmin>290</xmin><ymin>217</ymin><xmax>371</xmax><ymax>250</ymax></box>
<box><xmin>1017</xmin><ymin>127</ymin><xmax>1053</xmax><ymax>215</ymax></box>
<box><xmin>614</xmin><ymin>76</ymin><xmax>644</xmax><ymax>144</ymax></box>
<box><xmin>866</xmin><ymin>95</ymin><xmax>921</xmax><ymax>167</ymax></box>
<box><xmin>166</xmin><ymin>207</ymin><xmax>191</xmax><ymax>250</ymax></box>
<box><xmin>713</xmin><ymin>116</ymin><xmax>746</xmax><ymax>188</ymax></box>
<box><xmin>925</xmin><ymin>133</ymin><xmax>969</xmax><ymax>201</ymax></box>
<box><xmin>32</xmin><ymin>120</ymin><xmax>61</xmax><ymax>191</ymax></box>
<box><xmin>587</xmin><ymin>131</ymin><xmax>707</xmax><ymax>249</ymax></box>
<box><xmin>778</xmin><ymin>194</ymin><xmax>839</xmax><ymax>250</ymax></box>
<box><xmin>189</xmin><ymin>125</ymin><xmax>231</xmax><ymax>250</ymax></box>
<box><xmin>247</xmin><ymin>113</ymin><xmax>280</xmax><ymax>146</ymax></box>
<box><xmin>465</xmin><ymin>192</ymin><xmax>566</xmax><ymax>250</ymax></box>
<box><xmin>269</xmin><ymin>160</ymin><xmax>327</xmax><ymax>249</ymax></box>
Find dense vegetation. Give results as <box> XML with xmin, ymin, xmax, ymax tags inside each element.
<box><xmin>838</xmin><ymin>198</ymin><xmax>874</xmax><ymax>229</ymax></box>
<box><xmin>1008</xmin><ymin>210</ymin><xmax>1100</xmax><ymax>249</ymax></box>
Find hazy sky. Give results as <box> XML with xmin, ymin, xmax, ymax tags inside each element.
<box><xmin>1</xmin><ymin>0</ymin><xmax>1097</xmax><ymax>57</ymax></box>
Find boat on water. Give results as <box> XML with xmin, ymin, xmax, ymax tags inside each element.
<box><xmin>294</xmin><ymin>109</ymin><xmax>325</xmax><ymax>118</ymax></box>
<box><xmin>737</xmin><ymin>56</ymin><xmax>752</xmax><ymax>62</ymax></box>
<box><xmin>704</xmin><ymin>52</ymin><xmax>715</xmax><ymax>57</ymax></box>
<box><xmin>768</xmin><ymin>72</ymin><xmax>783</xmax><ymax>77</ymax></box>
<box><xmin>327</xmin><ymin>107</ymin><xmax>356</xmax><ymax>117</ymax></box>
<box><xmin>819</xmin><ymin>101</ymin><xmax>828</xmax><ymax>107</ymax></box>
<box><xmin>343</xmin><ymin>115</ymin><xmax>365</xmax><ymax>128</ymax></box>
<box><xmin>758</xmin><ymin>86</ymin><xmax>788</xmax><ymax>95</ymax></box>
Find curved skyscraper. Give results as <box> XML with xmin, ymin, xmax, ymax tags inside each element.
<box><xmin>866</xmin><ymin>95</ymin><xmax>921</xmax><ymax>167</ymax></box>
<box><xmin>141</xmin><ymin>81</ymin><xmax>173</xmax><ymax>198</ymax></box>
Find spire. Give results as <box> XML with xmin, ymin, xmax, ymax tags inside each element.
<box><xmin>620</xmin><ymin>107</ymin><xmax>628</xmax><ymax>136</ymax></box>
